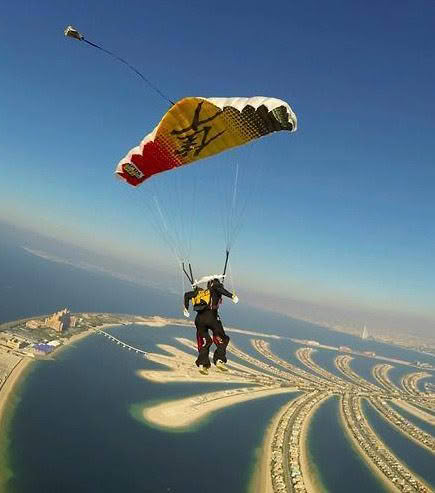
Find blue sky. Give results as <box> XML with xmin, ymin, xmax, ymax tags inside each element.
<box><xmin>1</xmin><ymin>1</ymin><xmax>434</xmax><ymax>329</ymax></box>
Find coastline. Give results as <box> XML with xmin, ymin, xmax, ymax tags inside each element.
<box><xmin>249</xmin><ymin>395</ymin><xmax>327</xmax><ymax>493</ymax></box>
<box><xmin>0</xmin><ymin>326</ymin><xmax>99</xmax><ymax>423</ymax></box>
<box><xmin>392</xmin><ymin>399</ymin><xmax>435</xmax><ymax>425</ymax></box>
<box><xmin>52</xmin><ymin>323</ymin><xmax>119</xmax><ymax>356</ymax></box>
<box><xmin>0</xmin><ymin>321</ymin><xmax>115</xmax><ymax>491</ymax></box>
<box><xmin>143</xmin><ymin>386</ymin><xmax>297</xmax><ymax>431</ymax></box>
<box><xmin>338</xmin><ymin>398</ymin><xmax>398</xmax><ymax>492</ymax></box>
<box><xmin>300</xmin><ymin>397</ymin><xmax>329</xmax><ymax>493</ymax></box>
<box><xmin>249</xmin><ymin>398</ymin><xmax>294</xmax><ymax>493</ymax></box>
<box><xmin>0</xmin><ymin>357</ymin><xmax>34</xmax><ymax>493</ymax></box>
<box><xmin>0</xmin><ymin>358</ymin><xmax>33</xmax><ymax>429</ymax></box>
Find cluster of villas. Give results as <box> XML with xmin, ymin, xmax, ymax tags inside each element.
<box><xmin>270</xmin><ymin>391</ymin><xmax>328</xmax><ymax>493</ymax></box>
<box><xmin>370</xmin><ymin>397</ymin><xmax>434</xmax><ymax>452</ymax></box>
<box><xmin>342</xmin><ymin>395</ymin><xmax>430</xmax><ymax>492</ymax></box>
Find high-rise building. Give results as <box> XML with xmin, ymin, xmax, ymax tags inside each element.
<box><xmin>361</xmin><ymin>325</ymin><xmax>369</xmax><ymax>340</ymax></box>
<box><xmin>44</xmin><ymin>309</ymin><xmax>76</xmax><ymax>332</ymax></box>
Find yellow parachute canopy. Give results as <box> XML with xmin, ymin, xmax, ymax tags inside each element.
<box><xmin>115</xmin><ymin>96</ymin><xmax>297</xmax><ymax>186</ymax></box>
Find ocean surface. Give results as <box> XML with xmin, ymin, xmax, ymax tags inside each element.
<box><xmin>307</xmin><ymin>396</ymin><xmax>391</xmax><ymax>493</ymax></box>
<box><xmin>7</xmin><ymin>326</ymin><xmax>297</xmax><ymax>493</ymax></box>
<box><xmin>1</xmin><ymin>238</ymin><xmax>435</xmax><ymax>492</ymax></box>
<box><xmin>363</xmin><ymin>400</ymin><xmax>435</xmax><ymax>489</ymax></box>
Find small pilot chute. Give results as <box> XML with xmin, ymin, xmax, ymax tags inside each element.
<box><xmin>64</xmin><ymin>26</ymin><xmax>84</xmax><ymax>41</ymax></box>
<box><xmin>63</xmin><ymin>26</ymin><xmax>299</xmax><ymax>294</ymax></box>
<box><xmin>64</xmin><ymin>25</ymin><xmax>174</xmax><ymax>105</ymax></box>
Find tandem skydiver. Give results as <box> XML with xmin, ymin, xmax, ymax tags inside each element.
<box><xmin>184</xmin><ymin>276</ymin><xmax>239</xmax><ymax>375</ymax></box>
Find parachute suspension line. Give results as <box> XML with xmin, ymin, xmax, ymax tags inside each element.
<box><xmin>173</xmin><ymin>169</ymin><xmax>194</xmax><ymax>263</ymax></box>
<box><xmin>227</xmin><ymin>162</ymin><xmax>239</xmax><ymax>252</ymax></box>
<box><xmin>222</xmin><ymin>250</ymin><xmax>230</xmax><ymax>277</ymax></box>
<box><xmin>179</xmin><ymin>261</ymin><xmax>186</xmax><ymax>297</ymax></box>
<box><xmin>152</xmin><ymin>194</ymin><xmax>184</xmax><ymax>263</ymax></box>
<box><xmin>231</xmin><ymin>163</ymin><xmax>239</xmax><ymax>228</ymax></box>
<box><xmin>182</xmin><ymin>262</ymin><xmax>194</xmax><ymax>285</ymax></box>
<box><xmin>153</xmin><ymin>195</ymin><xmax>169</xmax><ymax>233</ymax></box>
<box><xmin>228</xmin><ymin>260</ymin><xmax>235</xmax><ymax>295</ymax></box>
<box><xmin>150</xmin><ymin>169</ymin><xmax>195</xmax><ymax>265</ymax></box>
<box><xmin>224</xmin><ymin>143</ymin><xmax>268</xmax><ymax>253</ymax></box>
<box><xmin>186</xmin><ymin>174</ymin><xmax>197</xmax><ymax>262</ymax></box>
<box><xmin>222</xmin><ymin>249</ymin><xmax>236</xmax><ymax>293</ymax></box>
<box><xmin>64</xmin><ymin>26</ymin><xmax>174</xmax><ymax>106</ymax></box>
<box><xmin>233</xmin><ymin>154</ymin><xmax>269</xmax><ymax>249</ymax></box>
<box><xmin>225</xmin><ymin>160</ymin><xmax>248</xmax><ymax>253</ymax></box>
<box><xmin>218</xmin><ymin>161</ymin><xmax>237</xmax><ymax>254</ymax></box>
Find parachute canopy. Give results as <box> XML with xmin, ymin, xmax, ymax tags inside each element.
<box><xmin>115</xmin><ymin>96</ymin><xmax>297</xmax><ymax>186</ymax></box>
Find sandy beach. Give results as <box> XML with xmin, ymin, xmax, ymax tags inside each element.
<box><xmin>0</xmin><ymin>323</ymin><xmax>112</xmax><ymax>422</ymax></box>
<box><xmin>392</xmin><ymin>399</ymin><xmax>435</xmax><ymax>425</ymax></box>
<box><xmin>136</xmin><ymin>316</ymin><xmax>283</xmax><ymax>339</ymax></box>
<box><xmin>0</xmin><ymin>321</ymin><xmax>116</xmax><ymax>492</ymax></box>
<box><xmin>249</xmin><ymin>394</ymin><xmax>329</xmax><ymax>493</ymax></box>
<box><xmin>0</xmin><ymin>358</ymin><xmax>33</xmax><ymax>429</ymax></box>
<box><xmin>143</xmin><ymin>386</ymin><xmax>296</xmax><ymax>430</ymax></box>
<box><xmin>338</xmin><ymin>398</ymin><xmax>400</xmax><ymax>492</ymax></box>
<box><xmin>0</xmin><ymin>357</ymin><xmax>34</xmax><ymax>493</ymax></box>
<box><xmin>299</xmin><ymin>396</ymin><xmax>329</xmax><ymax>493</ymax></box>
<box><xmin>249</xmin><ymin>397</ymin><xmax>296</xmax><ymax>493</ymax></box>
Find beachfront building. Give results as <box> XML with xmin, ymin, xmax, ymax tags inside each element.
<box><xmin>26</xmin><ymin>320</ymin><xmax>44</xmax><ymax>329</ymax></box>
<box><xmin>33</xmin><ymin>343</ymin><xmax>55</xmax><ymax>356</ymax></box>
<box><xmin>5</xmin><ymin>338</ymin><xmax>26</xmax><ymax>350</ymax></box>
<box><xmin>47</xmin><ymin>340</ymin><xmax>62</xmax><ymax>347</ymax></box>
<box><xmin>44</xmin><ymin>309</ymin><xmax>77</xmax><ymax>333</ymax></box>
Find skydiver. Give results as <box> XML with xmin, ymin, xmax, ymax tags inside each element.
<box><xmin>184</xmin><ymin>278</ymin><xmax>239</xmax><ymax>375</ymax></box>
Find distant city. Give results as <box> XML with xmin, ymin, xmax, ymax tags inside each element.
<box><xmin>299</xmin><ymin>318</ymin><xmax>435</xmax><ymax>359</ymax></box>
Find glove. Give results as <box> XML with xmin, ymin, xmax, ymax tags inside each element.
<box><xmin>232</xmin><ymin>294</ymin><xmax>239</xmax><ymax>304</ymax></box>
<box><xmin>183</xmin><ymin>308</ymin><xmax>190</xmax><ymax>318</ymax></box>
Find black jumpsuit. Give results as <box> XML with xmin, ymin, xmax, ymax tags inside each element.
<box><xmin>184</xmin><ymin>280</ymin><xmax>233</xmax><ymax>368</ymax></box>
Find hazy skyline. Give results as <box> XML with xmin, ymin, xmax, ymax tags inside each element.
<box><xmin>1</xmin><ymin>1</ymin><xmax>434</xmax><ymax>330</ymax></box>
<box><xmin>2</xmin><ymin>220</ymin><xmax>433</xmax><ymax>342</ymax></box>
